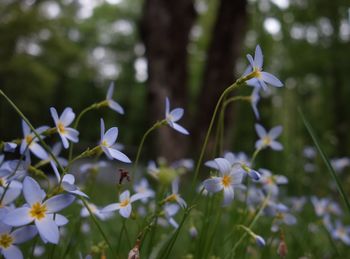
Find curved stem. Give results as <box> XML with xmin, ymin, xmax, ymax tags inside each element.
<box><xmin>0</xmin><ymin>90</ymin><xmax>65</xmax><ymax>175</ymax></box>
<box><xmin>133</xmin><ymin>120</ymin><xmax>165</xmax><ymax>171</ymax></box>
<box><xmin>191</xmin><ymin>79</ymin><xmax>245</xmax><ymax>187</ymax></box>
<box><xmin>68</xmin><ymin>103</ymin><xmax>99</xmax><ymax>161</ymax></box>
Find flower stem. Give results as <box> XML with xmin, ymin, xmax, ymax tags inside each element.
<box><xmin>192</xmin><ymin>79</ymin><xmax>245</xmax><ymax>187</ymax></box>
<box><xmin>68</xmin><ymin>103</ymin><xmax>99</xmax><ymax>161</ymax></box>
<box><xmin>80</xmin><ymin>197</ymin><xmax>117</xmax><ymax>258</ymax></box>
<box><xmin>0</xmin><ymin>90</ymin><xmax>65</xmax><ymax>175</ymax></box>
<box><xmin>134</xmin><ymin>120</ymin><xmax>165</xmax><ymax>171</ymax></box>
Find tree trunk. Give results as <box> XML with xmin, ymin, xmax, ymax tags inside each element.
<box><xmin>192</xmin><ymin>0</ymin><xmax>247</xmax><ymax>155</ymax></box>
<box><xmin>140</xmin><ymin>0</ymin><xmax>196</xmax><ymax>162</ymax></box>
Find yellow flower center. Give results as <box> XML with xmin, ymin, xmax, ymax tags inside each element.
<box><xmin>0</xmin><ymin>178</ymin><xmax>5</xmax><ymax>187</ymax></box>
<box><xmin>120</xmin><ymin>199</ymin><xmax>130</xmax><ymax>208</ymax></box>
<box><xmin>165</xmin><ymin>194</ymin><xmax>177</xmax><ymax>202</ymax></box>
<box><xmin>25</xmin><ymin>135</ymin><xmax>33</xmax><ymax>145</ymax></box>
<box><xmin>29</xmin><ymin>202</ymin><xmax>47</xmax><ymax>220</ymax></box>
<box><xmin>262</xmin><ymin>136</ymin><xmax>271</xmax><ymax>146</ymax></box>
<box><xmin>101</xmin><ymin>140</ymin><xmax>108</xmax><ymax>147</ymax></box>
<box><xmin>221</xmin><ymin>175</ymin><xmax>232</xmax><ymax>187</ymax></box>
<box><xmin>57</xmin><ymin>122</ymin><xmax>66</xmax><ymax>134</ymax></box>
<box><xmin>251</xmin><ymin>68</ymin><xmax>262</xmax><ymax>78</ymax></box>
<box><xmin>0</xmin><ymin>234</ymin><xmax>13</xmax><ymax>249</ymax></box>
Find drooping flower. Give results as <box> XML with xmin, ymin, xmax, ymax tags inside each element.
<box><xmin>105</xmin><ymin>82</ymin><xmax>124</xmax><ymax>114</ymax></box>
<box><xmin>244</xmin><ymin>45</ymin><xmax>283</xmax><ymax>91</ymax></box>
<box><xmin>102</xmin><ymin>190</ymin><xmax>150</xmax><ymax>218</ymax></box>
<box><xmin>50</xmin><ymin>107</ymin><xmax>79</xmax><ymax>149</ymax></box>
<box><xmin>165</xmin><ymin>97</ymin><xmax>189</xmax><ymax>135</ymax></box>
<box><xmin>20</xmin><ymin>120</ymin><xmax>48</xmax><ymax>160</ymax></box>
<box><xmin>255</xmin><ymin>124</ymin><xmax>283</xmax><ymax>151</ymax></box>
<box><xmin>203</xmin><ymin>158</ymin><xmax>244</xmax><ymax>206</ymax></box>
<box><xmin>99</xmin><ymin>119</ymin><xmax>131</xmax><ymax>163</ymax></box>
<box><xmin>0</xmin><ymin>224</ymin><xmax>37</xmax><ymax>259</ymax></box>
<box><xmin>3</xmin><ymin>177</ymin><xmax>75</xmax><ymax>244</ymax></box>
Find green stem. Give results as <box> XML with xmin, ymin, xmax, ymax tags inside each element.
<box><xmin>68</xmin><ymin>103</ymin><xmax>99</xmax><ymax>161</ymax></box>
<box><xmin>250</xmin><ymin>148</ymin><xmax>261</xmax><ymax>166</ymax></box>
<box><xmin>0</xmin><ymin>90</ymin><xmax>65</xmax><ymax>175</ymax></box>
<box><xmin>191</xmin><ymin>79</ymin><xmax>245</xmax><ymax>188</ymax></box>
<box><xmin>226</xmin><ymin>193</ymin><xmax>270</xmax><ymax>258</ymax></box>
<box><xmin>134</xmin><ymin>120</ymin><xmax>165</xmax><ymax>171</ymax></box>
<box><xmin>80</xmin><ymin>198</ymin><xmax>116</xmax><ymax>258</ymax></box>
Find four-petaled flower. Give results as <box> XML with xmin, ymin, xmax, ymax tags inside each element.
<box><xmin>20</xmin><ymin>120</ymin><xmax>48</xmax><ymax>160</ymax></box>
<box><xmin>255</xmin><ymin>124</ymin><xmax>283</xmax><ymax>151</ymax></box>
<box><xmin>164</xmin><ymin>178</ymin><xmax>187</xmax><ymax>208</ymax></box>
<box><xmin>165</xmin><ymin>97</ymin><xmax>189</xmax><ymax>135</ymax></box>
<box><xmin>50</xmin><ymin>107</ymin><xmax>79</xmax><ymax>149</ymax></box>
<box><xmin>0</xmin><ymin>224</ymin><xmax>37</xmax><ymax>259</ymax></box>
<box><xmin>101</xmin><ymin>190</ymin><xmax>150</xmax><ymax>218</ymax></box>
<box><xmin>203</xmin><ymin>158</ymin><xmax>243</xmax><ymax>206</ymax></box>
<box><xmin>99</xmin><ymin>119</ymin><xmax>131</xmax><ymax>163</ymax></box>
<box><xmin>244</xmin><ymin>45</ymin><xmax>283</xmax><ymax>91</ymax></box>
<box><xmin>3</xmin><ymin>177</ymin><xmax>75</xmax><ymax>244</ymax></box>
<box><xmin>106</xmin><ymin>82</ymin><xmax>124</xmax><ymax>114</ymax></box>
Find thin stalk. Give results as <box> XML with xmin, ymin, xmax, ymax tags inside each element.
<box><xmin>134</xmin><ymin>120</ymin><xmax>165</xmax><ymax>171</ymax></box>
<box><xmin>192</xmin><ymin>79</ymin><xmax>245</xmax><ymax>188</ymax></box>
<box><xmin>226</xmin><ymin>193</ymin><xmax>270</xmax><ymax>258</ymax></box>
<box><xmin>80</xmin><ymin>198</ymin><xmax>116</xmax><ymax>258</ymax></box>
<box><xmin>299</xmin><ymin>108</ymin><xmax>350</xmax><ymax>214</ymax></box>
<box><xmin>0</xmin><ymin>90</ymin><xmax>65</xmax><ymax>175</ymax></box>
<box><xmin>68</xmin><ymin>103</ymin><xmax>99</xmax><ymax>160</ymax></box>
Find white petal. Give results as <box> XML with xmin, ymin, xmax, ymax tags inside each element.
<box><xmin>108</xmin><ymin>100</ymin><xmax>124</xmax><ymax>115</ymax></box>
<box><xmin>222</xmin><ymin>186</ymin><xmax>234</xmax><ymax>206</ymax></box>
<box><xmin>119</xmin><ymin>204</ymin><xmax>132</xmax><ymax>218</ymax></box>
<box><xmin>214</xmin><ymin>158</ymin><xmax>231</xmax><ymax>175</ymax></box>
<box><xmin>22</xmin><ymin>120</ymin><xmax>30</xmax><ymax>136</ymax></box>
<box><xmin>171</xmin><ymin>123</ymin><xmax>189</xmax><ymax>135</ymax></box>
<box><xmin>12</xmin><ymin>226</ymin><xmax>37</xmax><ymax>244</ymax></box>
<box><xmin>269</xmin><ymin>126</ymin><xmax>283</xmax><ymax>139</ymax></box>
<box><xmin>254</xmin><ymin>45</ymin><xmax>263</xmax><ymax>68</ymax></box>
<box><xmin>60</xmin><ymin>107</ymin><xmax>75</xmax><ymax>126</ymax></box>
<box><xmin>3</xmin><ymin>208</ymin><xmax>32</xmax><ymax>227</ymax></box>
<box><xmin>2</xmin><ymin>245</ymin><xmax>23</xmax><ymax>259</ymax></box>
<box><xmin>44</xmin><ymin>194</ymin><xmax>75</xmax><ymax>213</ymax></box>
<box><xmin>203</xmin><ymin>178</ymin><xmax>223</xmax><ymax>193</ymax></box>
<box><xmin>59</xmin><ymin>134</ymin><xmax>69</xmax><ymax>149</ymax></box>
<box><xmin>119</xmin><ymin>190</ymin><xmax>130</xmax><ymax>201</ymax></box>
<box><xmin>255</xmin><ymin>124</ymin><xmax>266</xmax><ymax>138</ymax></box>
<box><xmin>103</xmin><ymin>127</ymin><xmax>118</xmax><ymax>146</ymax></box>
<box><xmin>270</xmin><ymin>141</ymin><xmax>283</xmax><ymax>151</ymax></box>
<box><xmin>246</xmin><ymin>54</ymin><xmax>255</xmax><ymax>68</ymax></box>
<box><xmin>50</xmin><ymin>107</ymin><xmax>59</xmax><ymax>124</ymax></box>
<box><xmin>101</xmin><ymin>203</ymin><xmax>120</xmax><ymax>213</ymax></box>
<box><xmin>260</xmin><ymin>72</ymin><xmax>283</xmax><ymax>87</ymax></box>
<box><xmin>29</xmin><ymin>142</ymin><xmax>48</xmax><ymax>160</ymax></box>
<box><xmin>171</xmin><ymin>178</ymin><xmax>179</xmax><ymax>194</ymax></box>
<box><xmin>64</xmin><ymin>128</ymin><xmax>79</xmax><ymax>143</ymax></box>
<box><xmin>23</xmin><ymin>177</ymin><xmax>44</xmax><ymax>205</ymax></box>
<box><xmin>35</xmin><ymin>217</ymin><xmax>59</xmax><ymax>244</ymax></box>
<box><xmin>107</xmin><ymin>148</ymin><xmax>131</xmax><ymax>163</ymax></box>
<box><xmin>165</xmin><ymin>97</ymin><xmax>170</xmax><ymax>116</ymax></box>
<box><xmin>205</xmin><ymin>160</ymin><xmax>219</xmax><ymax>170</ymax></box>
<box><xmin>2</xmin><ymin>187</ymin><xmax>21</xmax><ymax>206</ymax></box>
<box><xmin>106</xmin><ymin>82</ymin><xmax>114</xmax><ymax>99</ymax></box>
<box><xmin>170</xmin><ymin>108</ymin><xmax>184</xmax><ymax>122</ymax></box>
<box><xmin>130</xmin><ymin>193</ymin><xmax>151</xmax><ymax>203</ymax></box>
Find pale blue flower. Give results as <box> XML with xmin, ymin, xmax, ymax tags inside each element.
<box><xmin>255</xmin><ymin>235</ymin><xmax>266</xmax><ymax>247</ymax></box>
<box><xmin>311</xmin><ymin>196</ymin><xmax>342</xmax><ymax>217</ymax></box>
<box><xmin>331</xmin><ymin>221</ymin><xmax>350</xmax><ymax>245</ymax></box>
<box><xmin>255</xmin><ymin>124</ymin><xmax>283</xmax><ymax>151</ymax></box>
<box><xmin>106</xmin><ymin>82</ymin><xmax>124</xmax><ymax>114</ymax></box>
<box><xmin>244</xmin><ymin>45</ymin><xmax>283</xmax><ymax>91</ymax></box>
<box><xmin>20</xmin><ymin>120</ymin><xmax>48</xmax><ymax>160</ymax></box>
<box><xmin>203</xmin><ymin>158</ymin><xmax>244</xmax><ymax>206</ymax></box>
<box><xmin>102</xmin><ymin>190</ymin><xmax>150</xmax><ymax>218</ymax></box>
<box><xmin>51</xmin><ymin>168</ymin><xmax>88</xmax><ymax>198</ymax></box>
<box><xmin>164</xmin><ymin>178</ymin><xmax>187</xmax><ymax>208</ymax></box>
<box><xmin>0</xmin><ymin>224</ymin><xmax>37</xmax><ymax>259</ymax></box>
<box><xmin>259</xmin><ymin>169</ymin><xmax>288</xmax><ymax>196</ymax></box>
<box><xmin>80</xmin><ymin>201</ymin><xmax>111</xmax><ymax>221</ymax></box>
<box><xmin>133</xmin><ymin>179</ymin><xmax>155</xmax><ymax>203</ymax></box>
<box><xmin>163</xmin><ymin>204</ymin><xmax>180</xmax><ymax>229</ymax></box>
<box><xmin>50</xmin><ymin>107</ymin><xmax>79</xmax><ymax>149</ymax></box>
<box><xmin>99</xmin><ymin>119</ymin><xmax>131</xmax><ymax>163</ymax></box>
<box><xmin>165</xmin><ymin>97</ymin><xmax>189</xmax><ymax>135</ymax></box>
<box><xmin>4</xmin><ymin>143</ymin><xmax>17</xmax><ymax>153</ymax></box>
<box><xmin>3</xmin><ymin>177</ymin><xmax>75</xmax><ymax>244</ymax></box>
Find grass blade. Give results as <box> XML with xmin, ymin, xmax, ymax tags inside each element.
<box><xmin>299</xmin><ymin>107</ymin><xmax>350</xmax><ymax>214</ymax></box>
